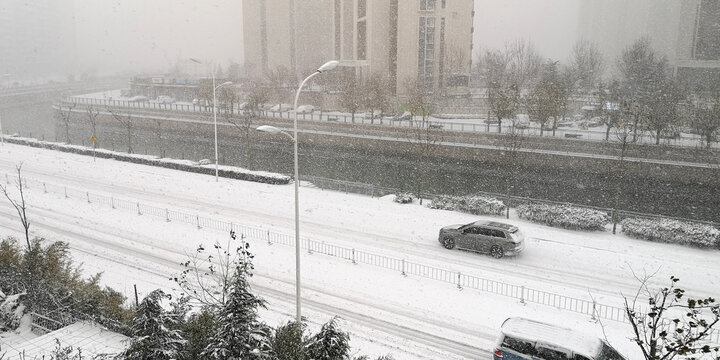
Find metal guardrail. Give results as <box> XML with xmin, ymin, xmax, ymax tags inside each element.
<box><xmin>5</xmin><ymin>173</ymin><xmax>719</xmax><ymax>343</ymax></box>
<box><xmin>302</xmin><ymin>175</ymin><xmax>720</xmax><ymax>229</ymax></box>
<box><xmin>30</xmin><ymin>311</ymin><xmax>69</xmax><ymax>334</ymax></box>
<box><xmin>62</xmin><ymin>96</ymin><xmax>718</xmax><ymax>149</ymax></box>
<box><xmin>5</xmin><ymin>174</ymin><xmax>639</xmax><ymax>324</ymax></box>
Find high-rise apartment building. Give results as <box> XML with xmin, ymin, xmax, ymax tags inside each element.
<box><xmin>242</xmin><ymin>0</ymin><xmax>474</xmax><ymax>95</ymax></box>
<box><xmin>0</xmin><ymin>0</ymin><xmax>76</xmax><ymax>83</ymax></box>
<box><xmin>579</xmin><ymin>0</ymin><xmax>720</xmax><ymax>87</ymax></box>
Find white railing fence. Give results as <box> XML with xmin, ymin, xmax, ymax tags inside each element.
<box><xmin>6</xmin><ymin>173</ymin><xmax>720</xmax><ymax>343</ymax></box>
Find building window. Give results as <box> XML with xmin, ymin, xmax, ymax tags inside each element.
<box><xmin>421</xmin><ymin>0</ymin><xmax>436</xmax><ymax>11</ymax></box>
<box><xmin>358</xmin><ymin>0</ymin><xmax>367</xmax><ymax>18</ymax></box>
<box><xmin>418</xmin><ymin>16</ymin><xmax>435</xmax><ymax>91</ymax></box>
<box><xmin>442</xmin><ymin>0</ymin><xmax>446</xmax><ymax>9</ymax></box>
<box><xmin>694</xmin><ymin>0</ymin><xmax>720</xmax><ymax>60</ymax></box>
<box><xmin>357</xmin><ymin>20</ymin><xmax>367</xmax><ymax>60</ymax></box>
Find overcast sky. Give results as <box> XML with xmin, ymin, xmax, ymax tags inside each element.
<box><xmin>473</xmin><ymin>0</ymin><xmax>580</xmax><ymax>61</ymax></box>
<box><xmin>70</xmin><ymin>0</ymin><xmax>578</xmax><ymax>75</ymax></box>
<box><xmin>73</xmin><ymin>0</ymin><xmax>244</xmax><ymax>75</ymax></box>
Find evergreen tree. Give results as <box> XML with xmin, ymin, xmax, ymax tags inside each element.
<box><xmin>202</xmin><ymin>243</ymin><xmax>272</xmax><ymax>359</ymax></box>
<box><xmin>306</xmin><ymin>317</ymin><xmax>351</xmax><ymax>360</ymax></box>
<box><xmin>123</xmin><ymin>289</ymin><xmax>186</xmax><ymax>360</ymax></box>
<box><xmin>179</xmin><ymin>307</ymin><xmax>217</xmax><ymax>360</ymax></box>
<box><xmin>271</xmin><ymin>320</ymin><xmax>307</xmax><ymax>360</ymax></box>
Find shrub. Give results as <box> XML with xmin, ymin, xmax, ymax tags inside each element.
<box><xmin>516</xmin><ymin>203</ymin><xmax>609</xmax><ymax>231</ymax></box>
<box><xmin>456</xmin><ymin>196</ymin><xmax>506</xmax><ymax>216</ymax></box>
<box><xmin>427</xmin><ymin>195</ymin><xmax>458</xmax><ymax>210</ymax></box>
<box><xmin>0</xmin><ymin>237</ymin><xmax>133</xmax><ymax>332</ymax></box>
<box><xmin>621</xmin><ymin>218</ymin><xmax>720</xmax><ymax>248</ymax></box>
<box><xmin>394</xmin><ymin>192</ymin><xmax>414</xmax><ymax>204</ymax></box>
<box><xmin>428</xmin><ymin>195</ymin><xmax>506</xmax><ymax>216</ymax></box>
<box><xmin>3</xmin><ymin>136</ymin><xmax>291</xmax><ymax>185</ymax></box>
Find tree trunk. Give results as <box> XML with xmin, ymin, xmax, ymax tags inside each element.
<box><xmin>497</xmin><ymin>117</ymin><xmax>502</xmax><ymax>133</ymax></box>
<box><xmin>605</xmin><ymin>126</ymin><xmax>610</xmax><ymax>141</ymax></box>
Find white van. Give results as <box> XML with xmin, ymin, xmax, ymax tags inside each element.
<box><xmin>493</xmin><ymin>317</ymin><xmax>626</xmax><ymax>360</ymax></box>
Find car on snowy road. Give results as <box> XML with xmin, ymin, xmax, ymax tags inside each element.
<box><xmin>438</xmin><ymin>220</ymin><xmax>525</xmax><ymax>258</ymax></box>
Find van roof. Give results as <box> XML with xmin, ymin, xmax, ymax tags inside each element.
<box><xmin>501</xmin><ymin>317</ymin><xmax>603</xmax><ymax>358</ymax></box>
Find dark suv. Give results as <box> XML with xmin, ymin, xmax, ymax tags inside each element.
<box><xmin>438</xmin><ymin>220</ymin><xmax>525</xmax><ymax>258</ymax></box>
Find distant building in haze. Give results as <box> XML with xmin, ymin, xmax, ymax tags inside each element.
<box><xmin>579</xmin><ymin>0</ymin><xmax>720</xmax><ymax>88</ymax></box>
<box><xmin>242</xmin><ymin>0</ymin><xmax>474</xmax><ymax>95</ymax></box>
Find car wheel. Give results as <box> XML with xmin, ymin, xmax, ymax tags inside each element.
<box><xmin>442</xmin><ymin>237</ymin><xmax>455</xmax><ymax>250</ymax></box>
<box><xmin>490</xmin><ymin>245</ymin><xmax>504</xmax><ymax>259</ymax></box>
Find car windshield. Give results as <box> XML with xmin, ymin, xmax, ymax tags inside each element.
<box><xmin>598</xmin><ymin>344</ymin><xmax>624</xmax><ymax>360</ymax></box>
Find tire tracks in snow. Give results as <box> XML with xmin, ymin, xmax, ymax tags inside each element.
<box><xmin>0</xmin><ymin>204</ymin><xmax>491</xmax><ymax>360</ymax></box>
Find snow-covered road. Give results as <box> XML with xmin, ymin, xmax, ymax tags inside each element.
<box><xmin>1</xmin><ymin>142</ymin><xmax>718</xmax><ymax>359</ymax></box>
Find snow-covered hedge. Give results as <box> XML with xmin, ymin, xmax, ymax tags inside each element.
<box><xmin>428</xmin><ymin>195</ymin><xmax>506</xmax><ymax>216</ymax></box>
<box><xmin>516</xmin><ymin>203</ymin><xmax>609</xmax><ymax>231</ymax></box>
<box><xmin>394</xmin><ymin>192</ymin><xmax>414</xmax><ymax>204</ymax></box>
<box><xmin>427</xmin><ymin>195</ymin><xmax>458</xmax><ymax>210</ymax></box>
<box><xmin>0</xmin><ymin>291</ymin><xmax>25</xmax><ymax>331</ymax></box>
<box><xmin>2</xmin><ymin>136</ymin><xmax>291</xmax><ymax>185</ymax></box>
<box><xmin>621</xmin><ymin>218</ymin><xmax>720</xmax><ymax>248</ymax></box>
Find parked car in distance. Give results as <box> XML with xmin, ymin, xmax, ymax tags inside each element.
<box><xmin>493</xmin><ymin>317</ymin><xmax>626</xmax><ymax>360</ymax></box>
<box><xmin>438</xmin><ymin>220</ymin><xmax>524</xmax><ymax>258</ymax></box>
<box><xmin>156</xmin><ymin>95</ymin><xmax>175</xmax><ymax>104</ymax></box>
<box><xmin>126</xmin><ymin>95</ymin><xmax>148</xmax><ymax>102</ymax></box>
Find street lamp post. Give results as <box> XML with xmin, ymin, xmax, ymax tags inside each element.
<box><xmin>256</xmin><ymin>60</ymin><xmax>339</xmax><ymax>324</ymax></box>
<box><xmin>212</xmin><ymin>79</ymin><xmax>233</xmax><ymax>181</ymax></box>
<box><xmin>190</xmin><ymin>58</ymin><xmax>232</xmax><ymax>181</ymax></box>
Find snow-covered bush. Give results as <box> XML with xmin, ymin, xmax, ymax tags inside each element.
<box><xmin>427</xmin><ymin>195</ymin><xmax>457</xmax><ymax>210</ymax></box>
<box><xmin>394</xmin><ymin>192</ymin><xmax>414</xmax><ymax>204</ymax></box>
<box><xmin>3</xmin><ymin>136</ymin><xmax>291</xmax><ymax>185</ymax></box>
<box><xmin>428</xmin><ymin>195</ymin><xmax>506</xmax><ymax>216</ymax></box>
<box><xmin>621</xmin><ymin>218</ymin><xmax>720</xmax><ymax>248</ymax></box>
<box><xmin>516</xmin><ymin>203</ymin><xmax>609</xmax><ymax>231</ymax></box>
<box><xmin>0</xmin><ymin>292</ymin><xmax>25</xmax><ymax>331</ymax></box>
<box><xmin>456</xmin><ymin>196</ymin><xmax>506</xmax><ymax>216</ymax></box>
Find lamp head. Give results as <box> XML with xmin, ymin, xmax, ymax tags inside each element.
<box><xmin>317</xmin><ymin>60</ymin><xmax>339</xmax><ymax>73</ymax></box>
<box><xmin>256</xmin><ymin>125</ymin><xmax>282</xmax><ymax>134</ymax></box>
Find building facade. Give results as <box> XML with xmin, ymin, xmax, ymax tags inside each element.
<box><xmin>578</xmin><ymin>0</ymin><xmax>720</xmax><ymax>88</ymax></box>
<box><xmin>242</xmin><ymin>0</ymin><xmax>474</xmax><ymax>95</ymax></box>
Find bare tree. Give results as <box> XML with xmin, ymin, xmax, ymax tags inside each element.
<box><xmin>0</xmin><ymin>164</ymin><xmax>31</xmax><ymax>250</ymax></box>
<box><xmin>625</xmin><ymin>275</ymin><xmax>719</xmax><ymax>360</ymax></box>
<box><xmin>86</xmin><ymin>106</ymin><xmax>100</xmax><ymax>158</ymax></box>
<box><xmin>266</xmin><ymin>65</ymin><xmax>294</xmax><ymax>108</ymax></box>
<box><xmin>610</xmin><ymin>99</ymin><xmax>641</xmax><ymax>234</ymax></box>
<box><xmin>688</xmin><ymin>84</ymin><xmax>720</xmax><ymax>149</ymax></box>
<box><xmin>500</xmin><ymin>122</ymin><xmax>527</xmax><ymax>218</ymax></box>
<box><xmin>152</xmin><ymin>119</ymin><xmax>166</xmax><ymax>158</ymax></box>
<box><xmin>411</xmin><ymin>117</ymin><xmax>443</xmax><ymax>206</ymax></box>
<box><xmin>441</xmin><ymin>43</ymin><xmax>471</xmax><ymax>93</ymax></box>
<box><xmin>339</xmin><ymin>73</ymin><xmax>363</xmax><ymax>123</ymax></box>
<box><xmin>646</xmin><ymin>76</ymin><xmax>683</xmax><ymax>145</ymax></box>
<box><xmin>484</xmin><ymin>49</ymin><xmax>520</xmax><ymax>133</ymax></box>
<box><xmin>227</xmin><ymin>82</ymin><xmax>271</xmax><ymax>169</ymax></box>
<box><xmin>593</xmin><ymin>80</ymin><xmax>623</xmax><ymax>141</ymax></box>
<box><xmin>174</xmin><ymin>230</ymin><xmax>249</xmax><ymax>311</ymax></box>
<box><xmin>617</xmin><ymin>37</ymin><xmax>668</xmax><ymax>142</ymax></box>
<box><xmin>55</xmin><ymin>102</ymin><xmax>76</xmax><ymax>143</ymax></box>
<box><xmin>404</xmin><ymin>78</ymin><xmax>434</xmax><ymax>128</ymax></box>
<box><xmin>505</xmin><ymin>38</ymin><xmax>543</xmax><ymax>90</ymax></box>
<box><xmin>569</xmin><ymin>39</ymin><xmax>605</xmax><ymax>94</ymax></box>
<box><xmin>107</xmin><ymin>107</ymin><xmax>134</xmax><ymax>153</ymax></box>
<box><xmin>363</xmin><ymin>73</ymin><xmax>391</xmax><ymax>124</ymax></box>
<box><xmin>525</xmin><ymin>60</ymin><xmax>563</xmax><ymax>136</ymax></box>
<box><xmin>218</xmin><ymin>86</ymin><xmax>239</xmax><ymax>115</ymax></box>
